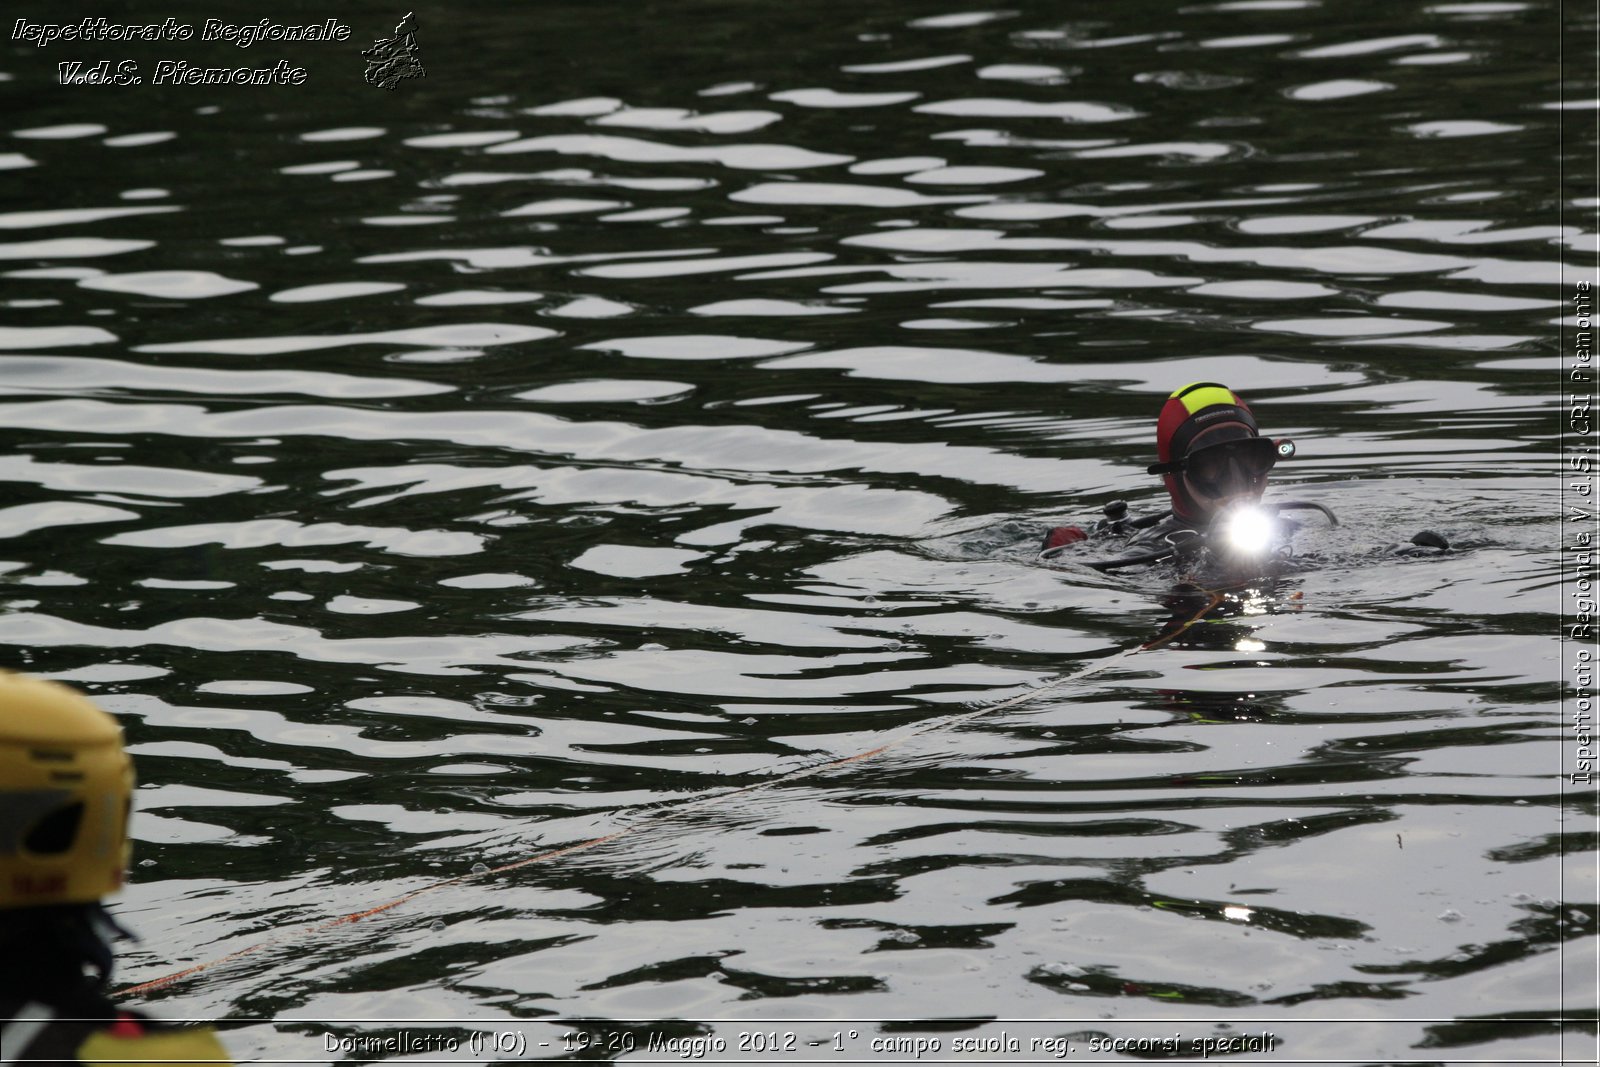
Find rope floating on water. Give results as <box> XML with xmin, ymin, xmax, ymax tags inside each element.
<box><xmin>116</xmin><ymin>590</ymin><xmax>1227</xmax><ymax>999</ymax></box>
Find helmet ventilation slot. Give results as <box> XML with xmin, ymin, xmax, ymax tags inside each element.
<box><xmin>24</xmin><ymin>801</ymin><xmax>83</xmax><ymax>854</ymax></box>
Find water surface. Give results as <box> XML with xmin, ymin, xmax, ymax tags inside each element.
<box><xmin>0</xmin><ymin>0</ymin><xmax>1589</xmax><ymax>1062</ymax></box>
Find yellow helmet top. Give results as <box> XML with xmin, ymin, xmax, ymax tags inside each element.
<box><xmin>0</xmin><ymin>672</ymin><xmax>134</xmax><ymax>909</ymax></box>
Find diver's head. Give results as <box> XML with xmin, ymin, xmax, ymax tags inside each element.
<box><xmin>0</xmin><ymin>672</ymin><xmax>134</xmax><ymax>911</ymax></box>
<box><xmin>0</xmin><ymin>672</ymin><xmax>135</xmax><ymax>992</ymax></box>
<box><xmin>1148</xmin><ymin>382</ymin><xmax>1281</xmax><ymax>521</ymax></box>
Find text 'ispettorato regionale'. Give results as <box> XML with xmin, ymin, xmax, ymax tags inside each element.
<box><xmin>12</xmin><ymin>18</ymin><xmax>353</xmax><ymax>86</ymax></box>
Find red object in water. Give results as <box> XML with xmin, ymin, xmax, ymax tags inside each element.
<box><xmin>1042</xmin><ymin>526</ymin><xmax>1087</xmax><ymax>551</ymax></box>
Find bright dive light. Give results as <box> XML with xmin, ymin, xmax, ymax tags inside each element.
<box><xmin>1223</xmin><ymin>506</ymin><xmax>1274</xmax><ymax>554</ymax></box>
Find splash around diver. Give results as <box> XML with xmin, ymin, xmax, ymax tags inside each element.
<box><xmin>1044</xmin><ymin>495</ymin><xmax>1340</xmax><ymax>575</ymax></box>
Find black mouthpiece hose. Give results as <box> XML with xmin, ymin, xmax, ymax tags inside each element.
<box><xmin>1270</xmin><ymin>500</ymin><xmax>1338</xmax><ymax>526</ymax></box>
<box><xmin>1128</xmin><ymin>509</ymin><xmax>1173</xmax><ymax>530</ymax></box>
<box><xmin>1079</xmin><ymin>546</ymin><xmax>1181</xmax><ymax>571</ymax></box>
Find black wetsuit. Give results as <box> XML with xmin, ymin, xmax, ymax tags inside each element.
<box><xmin>1041</xmin><ymin>511</ymin><xmax>1201</xmax><ymax>564</ymax></box>
<box><xmin>1039</xmin><ymin>507</ymin><xmax>1310</xmax><ymax>574</ymax></box>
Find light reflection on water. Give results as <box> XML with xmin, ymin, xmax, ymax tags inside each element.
<box><xmin>0</xmin><ymin>0</ymin><xmax>1585</xmax><ymax>1060</ymax></box>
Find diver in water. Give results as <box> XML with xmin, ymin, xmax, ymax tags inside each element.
<box><xmin>1041</xmin><ymin>382</ymin><xmax>1446</xmax><ymax>573</ymax></box>
<box><xmin>0</xmin><ymin>672</ymin><xmax>231</xmax><ymax>1066</ymax></box>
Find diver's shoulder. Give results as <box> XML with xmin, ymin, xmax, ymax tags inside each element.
<box><xmin>1041</xmin><ymin>500</ymin><xmax>1181</xmax><ymax>548</ymax></box>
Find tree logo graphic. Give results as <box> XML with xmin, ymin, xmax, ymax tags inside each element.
<box><xmin>362</xmin><ymin>12</ymin><xmax>424</xmax><ymax>90</ymax></box>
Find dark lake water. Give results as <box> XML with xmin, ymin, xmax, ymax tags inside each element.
<box><xmin>2</xmin><ymin>0</ymin><xmax>1592</xmax><ymax>1062</ymax></box>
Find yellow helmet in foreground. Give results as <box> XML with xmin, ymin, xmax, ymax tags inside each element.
<box><xmin>0</xmin><ymin>672</ymin><xmax>134</xmax><ymax>909</ymax></box>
